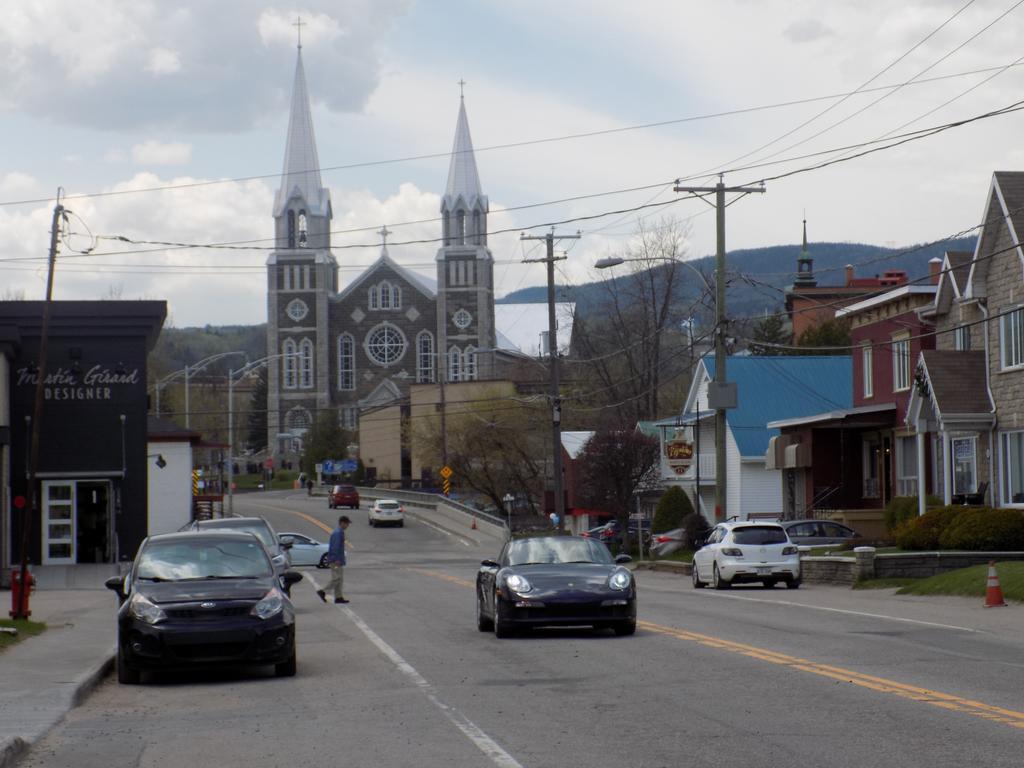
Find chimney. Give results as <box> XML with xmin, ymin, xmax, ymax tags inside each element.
<box><xmin>845</xmin><ymin>264</ymin><xmax>854</xmax><ymax>285</ymax></box>
<box><xmin>929</xmin><ymin>257</ymin><xmax>942</xmax><ymax>285</ymax></box>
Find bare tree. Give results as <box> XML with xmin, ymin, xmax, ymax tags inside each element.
<box><xmin>571</xmin><ymin>217</ymin><xmax>708</xmax><ymax>421</ymax></box>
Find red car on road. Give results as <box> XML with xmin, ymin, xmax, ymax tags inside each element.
<box><xmin>328</xmin><ymin>484</ymin><xmax>360</xmax><ymax>509</ymax></box>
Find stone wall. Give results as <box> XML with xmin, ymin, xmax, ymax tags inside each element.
<box><xmin>801</xmin><ymin>547</ymin><xmax>1024</xmax><ymax>584</ymax></box>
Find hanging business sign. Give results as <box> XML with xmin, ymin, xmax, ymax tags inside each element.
<box><xmin>665</xmin><ymin>439</ymin><xmax>694</xmax><ymax>474</ymax></box>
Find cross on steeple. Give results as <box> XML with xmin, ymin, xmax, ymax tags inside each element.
<box><xmin>378</xmin><ymin>225</ymin><xmax>392</xmax><ymax>247</ymax></box>
<box><xmin>294</xmin><ymin>16</ymin><xmax>306</xmax><ymax>50</ymax></box>
<box><xmin>458</xmin><ymin>78</ymin><xmax>466</xmax><ymax>99</ymax></box>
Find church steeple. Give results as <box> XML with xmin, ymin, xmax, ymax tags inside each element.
<box><xmin>273</xmin><ymin>45</ymin><xmax>331</xmax><ymax>248</ymax></box>
<box><xmin>794</xmin><ymin>215</ymin><xmax>816</xmax><ymax>287</ymax></box>
<box><xmin>442</xmin><ymin>89</ymin><xmax>488</xmax><ymax>246</ymax></box>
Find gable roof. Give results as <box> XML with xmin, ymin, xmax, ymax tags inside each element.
<box><xmin>334</xmin><ymin>250</ymin><xmax>437</xmax><ymax>304</ymax></box>
<box><xmin>696</xmin><ymin>355</ymin><xmax>853</xmax><ymax>458</ymax></box>
<box><xmin>965</xmin><ymin>171</ymin><xmax>1024</xmax><ymax>299</ymax></box>
<box><xmin>911</xmin><ymin>349</ymin><xmax>992</xmax><ymax>421</ymax></box>
<box><xmin>561</xmin><ymin>431</ymin><xmax>593</xmax><ymax>460</ymax></box>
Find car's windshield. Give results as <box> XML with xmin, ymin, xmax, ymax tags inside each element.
<box><xmin>136</xmin><ymin>539</ymin><xmax>273</xmax><ymax>580</ymax></box>
<box><xmin>198</xmin><ymin>520</ymin><xmax>275</xmax><ymax>549</ymax></box>
<box><xmin>505</xmin><ymin>537</ymin><xmax>613</xmax><ymax>566</ymax></box>
<box><xmin>732</xmin><ymin>526</ymin><xmax>788</xmax><ymax>545</ymax></box>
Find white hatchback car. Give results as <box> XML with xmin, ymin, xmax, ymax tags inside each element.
<box><xmin>368</xmin><ymin>499</ymin><xmax>405</xmax><ymax>527</ymax></box>
<box><xmin>692</xmin><ymin>521</ymin><xmax>800</xmax><ymax>590</ymax></box>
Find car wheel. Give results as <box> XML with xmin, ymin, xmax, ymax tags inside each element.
<box><xmin>275</xmin><ymin>650</ymin><xmax>297</xmax><ymax>677</ymax></box>
<box><xmin>476</xmin><ymin>591</ymin><xmax>494</xmax><ymax>632</ymax></box>
<box><xmin>493</xmin><ymin>597</ymin><xmax>514</xmax><ymax>639</ymax></box>
<box><xmin>763</xmin><ymin>579</ymin><xmax>777</xmax><ymax>589</ymax></box>
<box><xmin>117</xmin><ymin>647</ymin><xmax>141</xmax><ymax>685</ymax></box>
<box><xmin>691</xmin><ymin>563</ymin><xmax>706</xmax><ymax>589</ymax></box>
<box><xmin>317</xmin><ymin>553</ymin><xmax>329</xmax><ymax>569</ymax></box>
<box><xmin>613</xmin><ymin>619</ymin><xmax>637</xmax><ymax>636</ymax></box>
<box><xmin>786</xmin><ymin>577</ymin><xmax>802</xmax><ymax>590</ymax></box>
<box><xmin>712</xmin><ymin>562</ymin><xmax>731</xmax><ymax>590</ymax></box>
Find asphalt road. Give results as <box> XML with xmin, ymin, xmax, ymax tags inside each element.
<box><xmin>21</xmin><ymin>491</ymin><xmax>1024</xmax><ymax>768</ymax></box>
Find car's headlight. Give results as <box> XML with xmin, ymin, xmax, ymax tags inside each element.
<box><xmin>251</xmin><ymin>588</ymin><xmax>285</xmax><ymax>620</ymax></box>
<box><xmin>782</xmin><ymin>545</ymin><xmax>799</xmax><ymax>556</ymax></box>
<box><xmin>609</xmin><ymin>569</ymin><xmax>632</xmax><ymax>591</ymax></box>
<box><xmin>128</xmin><ymin>592</ymin><xmax>167</xmax><ymax>625</ymax></box>
<box><xmin>505</xmin><ymin>574</ymin><xmax>532</xmax><ymax>594</ymax></box>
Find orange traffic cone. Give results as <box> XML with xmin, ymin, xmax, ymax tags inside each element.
<box><xmin>984</xmin><ymin>561</ymin><xmax>1007</xmax><ymax>608</ymax></box>
<box><xmin>471</xmin><ymin>518</ymin><xmax>477</xmax><ymax>530</ymax></box>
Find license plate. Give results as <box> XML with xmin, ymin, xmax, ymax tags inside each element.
<box><xmin>756</xmin><ymin>567</ymin><xmax>771</xmax><ymax>575</ymax></box>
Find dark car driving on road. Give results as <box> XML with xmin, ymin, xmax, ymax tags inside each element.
<box><xmin>106</xmin><ymin>531</ymin><xmax>302</xmax><ymax>684</ymax></box>
<box><xmin>329</xmin><ymin>484</ymin><xmax>360</xmax><ymax>509</ymax></box>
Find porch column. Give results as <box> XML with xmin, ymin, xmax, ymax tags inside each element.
<box><xmin>916</xmin><ymin>429</ymin><xmax>927</xmax><ymax>517</ymax></box>
<box><xmin>941</xmin><ymin>429</ymin><xmax>952</xmax><ymax>505</ymax></box>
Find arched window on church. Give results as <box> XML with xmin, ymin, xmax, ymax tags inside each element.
<box><xmin>417</xmin><ymin>331</ymin><xmax>434</xmax><ymax>383</ymax></box>
<box><xmin>457</xmin><ymin>211</ymin><xmax>466</xmax><ymax>245</ymax></box>
<box><xmin>442</xmin><ymin>211</ymin><xmax>450</xmax><ymax>245</ymax></box>
<box><xmin>283</xmin><ymin>339</ymin><xmax>297</xmax><ymax>389</ymax></box>
<box><xmin>338</xmin><ymin>333</ymin><xmax>355</xmax><ymax>390</ymax></box>
<box><xmin>299</xmin><ymin>338</ymin><xmax>314</xmax><ymax>389</ymax></box>
<box><xmin>463</xmin><ymin>346</ymin><xmax>477</xmax><ymax>381</ymax></box>
<box><xmin>379</xmin><ymin>281</ymin><xmax>392</xmax><ymax>310</ymax></box>
<box><xmin>298</xmin><ymin>210</ymin><xmax>308</xmax><ymax>247</ymax></box>
<box><xmin>287</xmin><ymin>210</ymin><xmax>296</xmax><ymax>249</ymax></box>
<box><xmin>368</xmin><ymin>284</ymin><xmax>378</xmax><ymax>310</ymax></box>
<box><xmin>472</xmin><ymin>210</ymin><xmax>481</xmax><ymax>245</ymax></box>
<box><xmin>448</xmin><ymin>346</ymin><xmax>462</xmax><ymax>383</ymax></box>
<box><xmin>390</xmin><ymin>283</ymin><xmax>401</xmax><ymax>309</ymax></box>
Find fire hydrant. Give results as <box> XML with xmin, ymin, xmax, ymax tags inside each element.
<box><xmin>9</xmin><ymin>568</ymin><xmax>35</xmax><ymax>619</ymax></box>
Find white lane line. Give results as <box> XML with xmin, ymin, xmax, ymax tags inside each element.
<box><xmin>690</xmin><ymin>589</ymin><xmax>977</xmax><ymax>632</ymax></box>
<box><xmin>413</xmin><ymin>515</ymin><xmax>472</xmax><ymax>546</ymax></box>
<box><xmin>308</xmin><ymin>580</ymin><xmax>523</xmax><ymax>768</ymax></box>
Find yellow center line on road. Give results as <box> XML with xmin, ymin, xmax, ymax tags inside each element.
<box><xmin>401</xmin><ymin>567</ymin><xmax>1024</xmax><ymax>729</ymax></box>
<box><xmin>244</xmin><ymin>501</ymin><xmax>335</xmax><ymax>535</ymax></box>
<box><xmin>638</xmin><ymin>620</ymin><xmax>1024</xmax><ymax>730</ymax></box>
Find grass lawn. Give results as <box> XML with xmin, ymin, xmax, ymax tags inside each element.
<box><xmin>893</xmin><ymin>561</ymin><xmax>1024</xmax><ymax>602</ymax></box>
<box><xmin>232</xmin><ymin>472</ymin><xmax>300</xmax><ymax>492</ymax></box>
<box><xmin>0</xmin><ymin>618</ymin><xmax>46</xmax><ymax>652</ymax></box>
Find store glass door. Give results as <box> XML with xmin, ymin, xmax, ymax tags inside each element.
<box><xmin>42</xmin><ymin>481</ymin><xmax>76</xmax><ymax>565</ymax></box>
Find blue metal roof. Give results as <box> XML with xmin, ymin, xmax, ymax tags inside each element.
<box><xmin>702</xmin><ymin>356</ymin><xmax>852</xmax><ymax>457</ymax></box>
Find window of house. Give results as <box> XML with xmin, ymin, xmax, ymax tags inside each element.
<box><xmin>1001</xmin><ymin>307</ymin><xmax>1024</xmax><ymax>368</ymax></box>
<box><xmin>1001</xmin><ymin>431</ymin><xmax>1024</xmax><ymax>504</ymax></box>
<box><xmin>368</xmin><ymin>285</ymin><xmax>379</xmax><ymax>310</ymax></box>
<box><xmin>390</xmin><ymin>283</ymin><xmax>401</xmax><ymax>309</ymax></box>
<box><xmin>417</xmin><ymin>331</ymin><xmax>434</xmax><ymax>383</ymax></box>
<box><xmin>340</xmin><ymin>407</ymin><xmax>358</xmax><ymax>431</ymax></box>
<box><xmin>892</xmin><ymin>334</ymin><xmax>910</xmax><ymax>391</ymax></box>
<box><xmin>951</xmin><ymin>436</ymin><xmax>977</xmax><ymax>495</ymax></box>
<box><xmin>895</xmin><ymin>435</ymin><xmax>918</xmax><ymax>497</ymax></box>
<box><xmin>283</xmin><ymin>339</ymin><xmax>297</xmax><ymax>389</ymax></box>
<box><xmin>338</xmin><ymin>333</ymin><xmax>355</xmax><ymax>390</ymax></box>
<box><xmin>862</xmin><ymin>440</ymin><xmax>880</xmax><ymax>498</ymax></box>
<box><xmin>299</xmin><ymin>339</ymin><xmax>314</xmax><ymax>389</ymax></box>
<box><xmin>464</xmin><ymin>346</ymin><xmax>477</xmax><ymax>381</ymax></box>
<box><xmin>379</xmin><ymin>281</ymin><xmax>392</xmax><ymax>310</ymax></box>
<box><xmin>954</xmin><ymin>324</ymin><xmax>971</xmax><ymax>351</ymax></box>
<box><xmin>861</xmin><ymin>343</ymin><xmax>873</xmax><ymax>398</ymax></box>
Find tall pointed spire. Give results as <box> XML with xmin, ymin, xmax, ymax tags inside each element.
<box><xmin>274</xmin><ymin>47</ymin><xmax>328</xmax><ymax>217</ymax></box>
<box><xmin>444</xmin><ymin>92</ymin><xmax>484</xmax><ymax>207</ymax></box>
<box><xmin>795</xmin><ymin>213</ymin><xmax>816</xmax><ymax>287</ymax></box>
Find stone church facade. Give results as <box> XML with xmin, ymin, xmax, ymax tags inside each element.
<box><xmin>265</xmin><ymin>47</ymin><xmax>499</xmax><ymax>466</ymax></box>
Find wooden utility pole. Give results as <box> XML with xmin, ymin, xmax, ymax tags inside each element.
<box><xmin>673</xmin><ymin>176</ymin><xmax>764</xmax><ymax>521</ymax></box>
<box><xmin>521</xmin><ymin>229</ymin><xmax>579</xmax><ymax>534</ymax></box>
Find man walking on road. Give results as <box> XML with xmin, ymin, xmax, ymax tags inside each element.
<box><xmin>318</xmin><ymin>516</ymin><xmax>350</xmax><ymax>604</ymax></box>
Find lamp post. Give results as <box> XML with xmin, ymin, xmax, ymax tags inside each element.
<box><xmin>503</xmin><ymin>492</ymin><xmax>514</xmax><ymax>540</ymax></box>
<box><xmin>183</xmin><ymin>351</ymin><xmax>247</xmax><ymax>429</ymax></box>
<box><xmin>227</xmin><ymin>353</ymin><xmax>287</xmax><ymax>514</ymax></box>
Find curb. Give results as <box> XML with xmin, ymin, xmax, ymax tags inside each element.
<box><xmin>634</xmin><ymin>560</ymin><xmax>691</xmax><ymax>576</ymax></box>
<box><xmin>0</xmin><ymin>647</ymin><xmax>115</xmax><ymax>768</ymax></box>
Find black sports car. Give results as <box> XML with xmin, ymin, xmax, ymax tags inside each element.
<box><xmin>106</xmin><ymin>531</ymin><xmax>303</xmax><ymax>684</ymax></box>
<box><xmin>475</xmin><ymin>535</ymin><xmax>637</xmax><ymax>638</ymax></box>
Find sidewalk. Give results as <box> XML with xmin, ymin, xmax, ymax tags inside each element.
<box><xmin>0</xmin><ymin>588</ymin><xmax>116</xmax><ymax>768</ymax></box>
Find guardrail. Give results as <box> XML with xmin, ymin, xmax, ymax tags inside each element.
<box><xmin>354</xmin><ymin>487</ymin><xmax>507</xmax><ymax>539</ymax></box>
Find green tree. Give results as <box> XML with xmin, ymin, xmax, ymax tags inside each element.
<box><xmin>300</xmin><ymin>410</ymin><xmax>354</xmax><ymax>476</ymax></box>
<box><xmin>577</xmin><ymin>426</ymin><xmax>659</xmax><ymax>551</ymax></box>
<box><xmin>795</xmin><ymin>317</ymin><xmax>851</xmax><ymax>355</ymax></box>
<box><xmin>749</xmin><ymin>314</ymin><xmax>791</xmax><ymax>355</ymax></box>
<box><xmin>652</xmin><ymin>486</ymin><xmax>694</xmax><ymax>532</ymax></box>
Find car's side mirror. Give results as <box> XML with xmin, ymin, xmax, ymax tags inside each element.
<box><xmin>480</xmin><ymin>559</ymin><xmax>499</xmax><ymax>568</ymax></box>
<box><xmin>281</xmin><ymin>570</ymin><xmax>303</xmax><ymax>587</ymax></box>
<box><xmin>614</xmin><ymin>554</ymin><xmax>633</xmax><ymax>564</ymax></box>
<box><xmin>105</xmin><ymin>575</ymin><xmax>126</xmax><ymax>600</ymax></box>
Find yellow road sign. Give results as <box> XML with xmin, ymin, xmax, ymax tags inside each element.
<box><xmin>439</xmin><ymin>465</ymin><xmax>453</xmax><ymax>479</ymax></box>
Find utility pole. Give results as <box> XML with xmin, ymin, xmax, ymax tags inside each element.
<box><xmin>14</xmin><ymin>193</ymin><xmax>63</xmax><ymax>619</ymax></box>
<box><xmin>521</xmin><ymin>229</ymin><xmax>579</xmax><ymax>535</ymax></box>
<box><xmin>674</xmin><ymin>176</ymin><xmax>764</xmax><ymax>521</ymax></box>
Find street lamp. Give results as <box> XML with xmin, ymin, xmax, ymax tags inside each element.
<box><xmin>227</xmin><ymin>353</ymin><xmax>287</xmax><ymax>514</ymax></box>
<box><xmin>153</xmin><ymin>350</ymin><xmax>247</xmax><ymax>428</ymax></box>
<box><xmin>503</xmin><ymin>492</ymin><xmax>515</xmax><ymax>540</ymax></box>
<box><xmin>594</xmin><ymin>255</ymin><xmax>714</xmax><ymax>292</ymax></box>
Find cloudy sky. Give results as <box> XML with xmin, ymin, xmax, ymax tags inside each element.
<box><xmin>2</xmin><ymin>0</ymin><xmax>1022</xmax><ymax>326</ymax></box>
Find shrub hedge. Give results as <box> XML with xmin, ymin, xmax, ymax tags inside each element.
<box><xmin>884</xmin><ymin>495</ymin><xmax>942</xmax><ymax>532</ymax></box>
<box><xmin>895</xmin><ymin>505</ymin><xmax>1024</xmax><ymax>551</ymax></box>
<box><xmin>652</xmin><ymin>486</ymin><xmax>693</xmax><ymax>533</ymax></box>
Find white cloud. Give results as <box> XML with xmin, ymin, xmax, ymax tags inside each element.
<box><xmin>147</xmin><ymin>47</ymin><xmax>182</xmax><ymax>75</ymax></box>
<box><xmin>131</xmin><ymin>141</ymin><xmax>192</xmax><ymax>166</ymax></box>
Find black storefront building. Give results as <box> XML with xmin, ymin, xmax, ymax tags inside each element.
<box><xmin>1</xmin><ymin>301</ymin><xmax>165</xmax><ymax>583</ymax></box>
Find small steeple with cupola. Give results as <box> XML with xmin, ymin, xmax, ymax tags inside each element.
<box><xmin>436</xmin><ymin>84</ymin><xmax>496</xmax><ymax>382</ymax></box>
